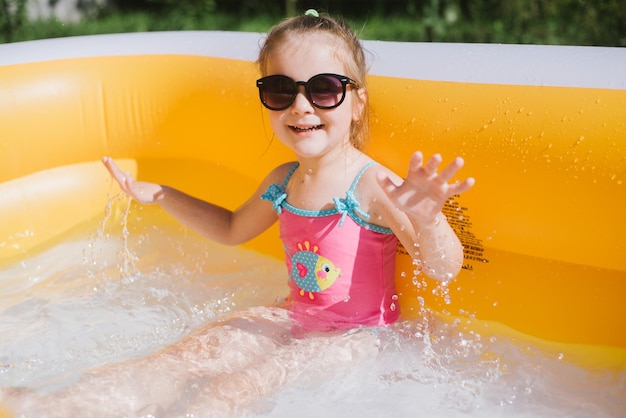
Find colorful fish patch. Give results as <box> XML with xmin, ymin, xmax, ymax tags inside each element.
<box><xmin>289</xmin><ymin>241</ymin><xmax>341</xmax><ymax>300</ymax></box>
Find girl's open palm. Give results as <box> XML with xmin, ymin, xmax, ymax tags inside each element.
<box><xmin>377</xmin><ymin>152</ymin><xmax>474</xmax><ymax>225</ymax></box>
<box><xmin>102</xmin><ymin>157</ymin><xmax>163</xmax><ymax>204</ymax></box>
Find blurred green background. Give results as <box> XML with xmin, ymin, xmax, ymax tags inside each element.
<box><xmin>2</xmin><ymin>0</ymin><xmax>625</xmax><ymax>45</ymax></box>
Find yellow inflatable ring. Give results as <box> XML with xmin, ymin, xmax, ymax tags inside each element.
<box><xmin>1</xmin><ymin>32</ymin><xmax>624</xmax><ymax>370</ymax></box>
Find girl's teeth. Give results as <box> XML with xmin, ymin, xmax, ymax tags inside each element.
<box><xmin>293</xmin><ymin>125</ymin><xmax>321</xmax><ymax>132</ymax></box>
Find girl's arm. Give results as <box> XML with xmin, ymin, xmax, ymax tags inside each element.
<box><xmin>373</xmin><ymin>152</ymin><xmax>475</xmax><ymax>282</ymax></box>
<box><xmin>102</xmin><ymin>157</ymin><xmax>283</xmax><ymax>245</ymax></box>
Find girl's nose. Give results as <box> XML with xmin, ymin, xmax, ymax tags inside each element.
<box><xmin>290</xmin><ymin>86</ymin><xmax>314</xmax><ymax>113</ymax></box>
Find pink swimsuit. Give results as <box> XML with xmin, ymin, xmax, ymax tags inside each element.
<box><xmin>262</xmin><ymin>162</ymin><xmax>400</xmax><ymax>331</ymax></box>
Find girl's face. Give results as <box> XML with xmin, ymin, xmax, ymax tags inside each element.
<box><xmin>264</xmin><ymin>35</ymin><xmax>365</xmax><ymax>160</ymax></box>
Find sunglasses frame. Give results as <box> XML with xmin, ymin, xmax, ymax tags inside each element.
<box><xmin>256</xmin><ymin>73</ymin><xmax>359</xmax><ymax>111</ymax></box>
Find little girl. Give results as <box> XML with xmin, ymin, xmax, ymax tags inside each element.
<box><xmin>103</xmin><ymin>11</ymin><xmax>474</xmax><ymax>332</ymax></box>
<box><xmin>3</xmin><ymin>11</ymin><xmax>476</xmax><ymax>416</ymax></box>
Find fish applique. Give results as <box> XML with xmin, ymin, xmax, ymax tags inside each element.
<box><xmin>288</xmin><ymin>241</ymin><xmax>341</xmax><ymax>300</ymax></box>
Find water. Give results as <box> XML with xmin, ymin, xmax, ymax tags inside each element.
<box><xmin>0</xmin><ymin>202</ymin><xmax>624</xmax><ymax>417</ymax></box>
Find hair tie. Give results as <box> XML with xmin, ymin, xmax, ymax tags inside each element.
<box><xmin>304</xmin><ymin>9</ymin><xmax>319</xmax><ymax>18</ymax></box>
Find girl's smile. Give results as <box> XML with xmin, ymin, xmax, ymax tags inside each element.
<box><xmin>290</xmin><ymin>124</ymin><xmax>324</xmax><ymax>133</ymax></box>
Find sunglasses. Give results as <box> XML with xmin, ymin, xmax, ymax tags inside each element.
<box><xmin>256</xmin><ymin>73</ymin><xmax>359</xmax><ymax>111</ymax></box>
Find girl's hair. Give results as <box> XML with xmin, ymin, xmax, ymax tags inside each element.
<box><xmin>257</xmin><ymin>13</ymin><xmax>370</xmax><ymax>150</ymax></box>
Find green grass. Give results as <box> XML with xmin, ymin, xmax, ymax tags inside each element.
<box><xmin>8</xmin><ymin>12</ymin><xmax>276</xmax><ymax>43</ymax></box>
<box><xmin>4</xmin><ymin>10</ymin><xmax>625</xmax><ymax>46</ymax></box>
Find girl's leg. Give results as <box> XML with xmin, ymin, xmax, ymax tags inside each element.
<box><xmin>2</xmin><ymin>307</ymin><xmax>380</xmax><ymax>417</ymax></box>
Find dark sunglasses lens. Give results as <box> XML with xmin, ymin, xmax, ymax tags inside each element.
<box><xmin>261</xmin><ymin>76</ymin><xmax>296</xmax><ymax>109</ymax></box>
<box><xmin>308</xmin><ymin>75</ymin><xmax>345</xmax><ymax>108</ymax></box>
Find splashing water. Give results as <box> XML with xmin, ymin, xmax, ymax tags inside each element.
<box><xmin>0</xmin><ymin>199</ymin><xmax>623</xmax><ymax>417</ymax></box>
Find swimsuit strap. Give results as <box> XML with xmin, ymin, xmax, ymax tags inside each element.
<box><xmin>262</xmin><ymin>160</ymin><xmax>393</xmax><ymax>235</ymax></box>
<box><xmin>282</xmin><ymin>162</ymin><xmax>300</xmax><ymax>189</ymax></box>
<box><xmin>347</xmin><ymin>161</ymin><xmax>378</xmax><ymax>194</ymax></box>
<box><xmin>332</xmin><ymin>160</ymin><xmax>391</xmax><ymax>232</ymax></box>
<box><xmin>260</xmin><ymin>162</ymin><xmax>299</xmax><ymax>215</ymax></box>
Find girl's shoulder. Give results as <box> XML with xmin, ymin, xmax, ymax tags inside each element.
<box><xmin>261</xmin><ymin>161</ymin><xmax>299</xmax><ymax>188</ymax></box>
<box><xmin>354</xmin><ymin>161</ymin><xmax>403</xmax><ymax>220</ymax></box>
<box><xmin>357</xmin><ymin>161</ymin><xmax>402</xmax><ymax>193</ymax></box>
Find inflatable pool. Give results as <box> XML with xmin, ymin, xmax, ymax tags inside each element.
<box><xmin>1</xmin><ymin>31</ymin><xmax>625</xmax><ymax>412</ymax></box>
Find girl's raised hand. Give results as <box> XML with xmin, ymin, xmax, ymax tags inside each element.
<box><xmin>377</xmin><ymin>151</ymin><xmax>474</xmax><ymax>226</ymax></box>
<box><xmin>102</xmin><ymin>157</ymin><xmax>163</xmax><ymax>204</ymax></box>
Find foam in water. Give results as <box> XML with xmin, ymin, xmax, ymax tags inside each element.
<box><xmin>0</xmin><ymin>200</ymin><xmax>623</xmax><ymax>417</ymax></box>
